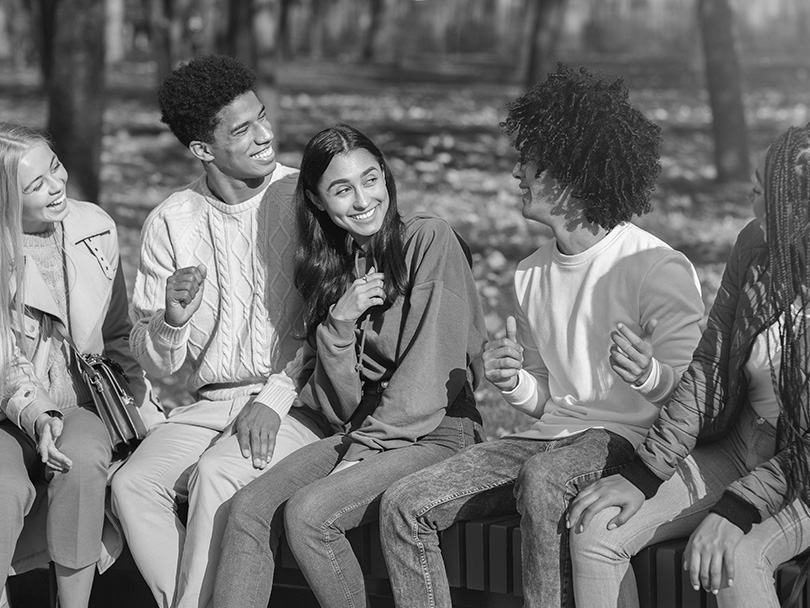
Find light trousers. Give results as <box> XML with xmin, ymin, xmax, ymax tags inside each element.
<box><xmin>0</xmin><ymin>407</ymin><xmax>111</xmax><ymax>582</ymax></box>
<box><xmin>569</xmin><ymin>404</ymin><xmax>810</xmax><ymax>608</ymax></box>
<box><xmin>110</xmin><ymin>401</ymin><xmax>323</xmax><ymax>608</ymax></box>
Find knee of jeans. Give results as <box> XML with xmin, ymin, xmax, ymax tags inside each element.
<box><xmin>515</xmin><ymin>459</ymin><xmax>568</xmax><ymax>509</ymax></box>
<box><xmin>285</xmin><ymin>487</ymin><xmax>330</xmax><ymax>540</ymax></box>
<box><xmin>733</xmin><ymin>535</ymin><xmax>776</xmax><ymax>573</ymax></box>
<box><xmin>568</xmin><ymin>508</ymin><xmax>632</xmax><ymax>563</ymax></box>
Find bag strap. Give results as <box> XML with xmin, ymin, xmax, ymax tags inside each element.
<box><xmin>48</xmin><ymin>316</ymin><xmax>97</xmax><ymax>380</ymax></box>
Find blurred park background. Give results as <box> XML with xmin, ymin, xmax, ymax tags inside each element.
<box><xmin>1</xmin><ymin>0</ymin><xmax>809</xmax><ymax>436</ymax></box>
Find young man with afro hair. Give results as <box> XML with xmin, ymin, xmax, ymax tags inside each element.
<box><xmin>111</xmin><ymin>55</ymin><xmax>328</xmax><ymax>608</ymax></box>
<box><xmin>378</xmin><ymin>64</ymin><xmax>705</xmax><ymax>608</ymax></box>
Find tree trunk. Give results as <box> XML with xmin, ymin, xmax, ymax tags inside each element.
<box><xmin>252</xmin><ymin>0</ymin><xmax>281</xmax><ymax>135</ymax></box>
<box><xmin>360</xmin><ymin>0</ymin><xmax>385</xmax><ymax>62</ymax></box>
<box><xmin>105</xmin><ymin>0</ymin><xmax>126</xmax><ymax>65</ymax></box>
<box><xmin>46</xmin><ymin>0</ymin><xmax>106</xmax><ymax>203</ymax></box>
<box><xmin>223</xmin><ymin>0</ymin><xmax>253</xmax><ymax>66</ymax></box>
<box><xmin>150</xmin><ymin>0</ymin><xmax>173</xmax><ymax>86</ymax></box>
<box><xmin>518</xmin><ymin>0</ymin><xmax>568</xmax><ymax>88</ymax></box>
<box><xmin>31</xmin><ymin>0</ymin><xmax>58</xmax><ymax>82</ymax></box>
<box><xmin>309</xmin><ymin>0</ymin><xmax>325</xmax><ymax>60</ymax></box>
<box><xmin>697</xmin><ymin>0</ymin><xmax>749</xmax><ymax>182</ymax></box>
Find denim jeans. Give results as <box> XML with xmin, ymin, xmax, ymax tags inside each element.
<box><xmin>379</xmin><ymin>428</ymin><xmax>635</xmax><ymax>608</ymax></box>
<box><xmin>213</xmin><ymin>413</ymin><xmax>481</xmax><ymax>608</ymax></box>
<box><xmin>569</xmin><ymin>403</ymin><xmax>803</xmax><ymax>608</ymax></box>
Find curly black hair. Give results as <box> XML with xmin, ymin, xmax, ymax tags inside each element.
<box><xmin>501</xmin><ymin>64</ymin><xmax>662</xmax><ymax>230</ymax></box>
<box><xmin>157</xmin><ymin>55</ymin><xmax>257</xmax><ymax>148</ymax></box>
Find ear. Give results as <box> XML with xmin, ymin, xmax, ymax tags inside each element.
<box><xmin>189</xmin><ymin>140</ymin><xmax>214</xmax><ymax>163</ymax></box>
<box><xmin>305</xmin><ymin>189</ymin><xmax>324</xmax><ymax>211</ymax></box>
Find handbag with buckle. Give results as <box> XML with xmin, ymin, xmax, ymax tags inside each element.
<box><xmin>51</xmin><ymin>320</ymin><xmax>147</xmax><ymax>454</ymax></box>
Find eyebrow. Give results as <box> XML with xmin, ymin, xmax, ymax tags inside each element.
<box><xmin>326</xmin><ymin>166</ymin><xmax>379</xmax><ymax>191</ymax></box>
<box><xmin>230</xmin><ymin>105</ymin><xmax>267</xmax><ymax>135</ymax></box>
<box><xmin>22</xmin><ymin>153</ymin><xmax>59</xmax><ymax>192</ymax></box>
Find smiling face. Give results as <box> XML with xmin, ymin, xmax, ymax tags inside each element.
<box><xmin>309</xmin><ymin>149</ymin><xmax>389</xmax><ymax>246</ymax></box>
<box><xmin>19</xmin><ymin>142</ymin><xmax>69</xmax><ymax>233</ymax></box>
<box><xmin>197</xmin><ymin>90</ymin><xmax>276</xmax><ymax>183</ymax></box>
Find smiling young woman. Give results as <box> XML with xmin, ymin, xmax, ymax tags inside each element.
<box><xmin>0</xmin><ymin>123</ymin><xmax>158</xmax><ymax>608</ymax></box>
<box><xmin>212</xmin><ymin>124</ymin><xmax>488</xmax><ymax>608</ymax></box>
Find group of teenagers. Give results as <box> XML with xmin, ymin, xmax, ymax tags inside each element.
<box><xmin>1</xmin><ymin>53</ymin><xmax>809</xmax><ymax>608</ymax></box>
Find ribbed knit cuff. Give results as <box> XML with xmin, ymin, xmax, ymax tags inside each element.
<box><xmin>620</xmin><ymin>458</ymin><xmax>665</xmax><ymax>499</ymax></box>
<box><xmin>709</xmin><ymin>491</ymin><xmax>760</xmax><ymax>533</ymax></box>
<box><xmin>150</xmin><ymin>312</ymin><xmax>191</xmax><ymax>345</ymax></box>
<box><xmin>254</xmin><ymin>375</ymin><xmax>297</xmax><ymax>419</ymax></box>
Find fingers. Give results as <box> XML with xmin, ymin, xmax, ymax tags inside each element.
<box><xmin>37</xmin><ymin>424</ymin><xmax>72</xmax><ymax>473</ymax></box>
<box><xmin>167</xmin><ymin>265</ymin><xmax>206</xmax><ymax>308</ymax></box>
<box><xmin>642</xmin><ymin>317</ymin><xmax>658</xmax><ymax>338</ymax></box>
<box><xmin>237</xmin><ymin>423</ymin><xmax>251</xmax><ymax>460</ymax></box>
<box><xmin>506</xmin><ymin>316</ymin><xmax>517</xmax><ymax>343</ymax></box>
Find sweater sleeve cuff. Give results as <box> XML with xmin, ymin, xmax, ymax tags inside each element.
<box><xmin>254</xmin><ymin>374</ymin><xmax>297</xmax><ymax>419</ymax></box>
<box><xmin>710</xmin><ymin>491</ymin><xmax>761</xmax><ymax>534</ymax></box>
<box><xmin>19</xmin><ymin>394</ymin><xmax>59</xmax><ymax>439</ymax></box>
<box><xmin>620</xmin><ymin>458</ymin><xmax>665</xmax><ymax>499</ymax></box>
<box><xmin>322</xmin><ymin>309</ymin><xmax>358</xmax><ymax>345</ymax></box>
<box><xmin>149</xmin><ymin>312</ymin><xmax>191</xmax><ymax>345</ymax></box>
<box><xmin>501</xmin><ymin>369</ymin><xmax>537</xmax><ymax>409</ymax></box>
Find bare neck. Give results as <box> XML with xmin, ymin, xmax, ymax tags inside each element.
<box><xmin>204</xmin><ymin>165</ymin><xmax>273</xmax><ymax>206</ymax></box>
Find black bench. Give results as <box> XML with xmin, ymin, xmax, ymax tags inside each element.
<box><xmin>8</xmin><ymin>516</ymin><xmax>810</xmax><ymax>607</ymax></box>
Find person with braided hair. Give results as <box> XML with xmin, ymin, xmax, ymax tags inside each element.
<box><xmin>378</xmin><ymin>64</ymin><xmax>705</xmax><ymax>608</ymax></box>
<box><xmin>567</xmin><ymin>124</ymin><xmax>810</xmax><ymax>608</ymax></box>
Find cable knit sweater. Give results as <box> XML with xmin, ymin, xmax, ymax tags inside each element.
<box><xmin>130</xmin><ymin>165</ymin><xmax>306</xmax><ymax>418</ymax></box>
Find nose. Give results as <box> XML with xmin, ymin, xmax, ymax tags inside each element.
<box><xmin>511</xmin><ymin>161</ymin><xmax>522</xmax><ymax>179</ymax></box>
<box><xmin>45</xmin><ymin>172</ymin><xmax>64</xmax><ymax>192</ymax></box>
<box><xmin>254</xmin><ymin>121</ymin><xmax>274</xmax><ymax>143</ymax></box>
<box><xmin>354</xmin><ymin>187</ymin><xmax>371</xmax><ymax>210</ymax></box>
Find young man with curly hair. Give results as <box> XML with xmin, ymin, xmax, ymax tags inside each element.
<box><xmin>379</xmin><ymin>64</ymin><xmax>705</xmax><ymax>608</ymax></box>
<box><xmin>110</xmin><ymin>55</ymin><xmax>328</xmax><ymax>608</ymax></box>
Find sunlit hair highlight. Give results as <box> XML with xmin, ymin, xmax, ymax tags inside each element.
<box><xmin>762</xmin><ymin>125</ymin><xmax>810</xmax><ymax>512</ymax></box>
<box><xmin>0</xmin><ymin>123</ymin><xmax>48</xmax><ymax>396</ymax></box>
<box><xmin>501</xmin><ymin>63</ymin><xmax>662</xmax><ymax>230</ymax></box>
<box><xmin>293</xmin><ymin>124</ymin><xmax>408</xmax><ymax>340</ymax></box>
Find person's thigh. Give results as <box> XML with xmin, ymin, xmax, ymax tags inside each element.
<box><xmin>197</xmin><ymin>408</ymin><xmax>327</xmax><ymax>490</ymax></box>
<box><xmin>46</xmin><ymin>407</ymin><xmax>112</xmax><ymax>567</ymax></box>
<box><xmin>0</xmin><ymin>423</ymin><xmax>38</xmax><ymax>583</ymax></box>
<box><xmin>718</xmin><ymin>499</ymin><xmax>810</xmax><ymax>608</ymax></box>
<box><xmin>110</xmin><ymin>420</ymin><xmax>221</xmax><ymax>511</ymax></box>
<box><xmin>384</xmin><ymin>437</ymin><xmax>546</xmax><ymax>532</ymax></box>
<box><xmin>228</xmin><ymin>433</ymin><xmax>349</xmax><ymax>523</ymax></box>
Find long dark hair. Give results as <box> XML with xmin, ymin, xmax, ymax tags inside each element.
<box><xmin>294</xmin><ymin>124</ymin><xmax>408</xmax><ymax>339</ymax></box>
<box><xmin>762</xmin><ymin>125</ymin><xmax>810</xmax><ymax>510</ymax></box>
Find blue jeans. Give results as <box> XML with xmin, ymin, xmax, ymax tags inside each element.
<box><xmin>213</xmin><ymin>413</ymin><xmax>481</xmax><ymax>608</ymax></box>
<box><xmin>569</xmin><ymin>403</ymin><xmax>801</xmax><ymax>608</ymax></box>
<box><xmin>379</xmin><ymin>428</ymin><xmax>635</xmax><ymax>608</ymax></box>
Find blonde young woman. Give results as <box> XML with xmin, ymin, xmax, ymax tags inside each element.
<box><xmin>0</xmin><ymin>124</ymin><xmax>157</xmax><ymax>608</ymax></box>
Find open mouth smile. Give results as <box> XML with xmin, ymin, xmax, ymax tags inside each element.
<box><xmin>47</xmin><ymin>194</ymin><xmax>66</xmax><ymax>209</ymax></box>
<box><xmin>251</xmin><ymin>147</ymin><xmax>274</xmax><ymax>161</ymax></box>
<box><xmin>350</xmin><ymin>206</ymin><xmax>377</xmax><ymax>221</ymax></box>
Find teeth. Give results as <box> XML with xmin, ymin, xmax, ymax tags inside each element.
<box><xmin>47</xmin><ymin>194</ymin><xmax>66</xmax><ymax>208</ymax></box>
<box><xmin>352</xmin><ymin>208</ymin><xmax>375</xmax><ymax>220</ymax></box>
<box><xmin>251</xmin><ymin>147</ymin><xmax>273</xmax><ymax>160</ymax></box>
